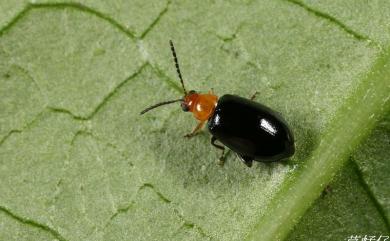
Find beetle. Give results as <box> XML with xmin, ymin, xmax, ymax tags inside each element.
<box><xmin>140</xmin><ymin>40</ymin><xmax>295</xmax><ymax>167</ymax></box>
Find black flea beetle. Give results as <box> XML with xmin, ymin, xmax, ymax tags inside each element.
<box><xmin>140</xmin><ymin>41</ymin><xmax>295</xmax><ymax>167</ymax></box>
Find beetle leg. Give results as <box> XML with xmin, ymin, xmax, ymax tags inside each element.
<box><xmin>184</xmin><ymin>121</ymin><xmax>205</xmax><ymax>138</ymax></box>
<box><xmin>250</xmin><ymin>91</ymin><xmax>259</xmax><ymax>101</ymax></box>
<box><xmin>236</xmin><ymin>154</ymin><xmax>254</xmax><ymax>167</ymax></box>
<box><xmin>211</xmin><ymin>136</ymin><xmax>226</xmax><ymax>166</ymax></box>
<box><xmin>209</xmin><ymin>88</ymin><xmax>215</xmax><ymax>94</ymax></box>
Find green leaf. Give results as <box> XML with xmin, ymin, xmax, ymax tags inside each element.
<box><xmin>0</xmin><ymin>1</ymin><xmax>389</xmax><ymax>241</ymax></box>
<box><xmin>287</xmin><ymin>113</ymin><xmax>390</xmax><ymax>240</ymax></box>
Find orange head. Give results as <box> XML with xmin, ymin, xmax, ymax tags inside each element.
<box><xmin>140</xmin><ymin>40</ymin><xmax>218</xmax><ymax>121</ymax></box>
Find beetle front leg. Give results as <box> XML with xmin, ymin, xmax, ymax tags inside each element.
<box><xmin>211</xmin><ymin>136</ymin><xmax>226</xmax><ymax>166</ymax></box>
<box><xmin>184</xmin><ymin>121</ymin><xmax>205</xmax><ymax>138</ymax></box>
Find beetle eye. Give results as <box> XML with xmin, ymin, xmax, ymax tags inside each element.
<box><xmin>181</xmin><ymin>102</ymin><xmax>189</xmax><ymax>112</ymax></box>
<box><xmin>189</xmin><ymin>90</ymin><xmax>196</xmax><ymax>94</ymax></box>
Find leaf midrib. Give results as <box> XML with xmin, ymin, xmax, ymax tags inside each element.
<box><xmin>245</xmin><ymin>44</ymin><xmax>390</xmax><ymax>241</ymax></box>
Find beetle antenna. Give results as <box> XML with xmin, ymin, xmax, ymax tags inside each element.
<box><xmin>169</xmin><ymin>40</ymin><xmax>187</xmax><ymax>95</ymax></box>
<box><xmin>140</xmin><ymin>98</ymin><xmax>184</xmax><ymax>115</ymax></box>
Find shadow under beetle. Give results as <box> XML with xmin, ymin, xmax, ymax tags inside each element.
<box><xmin>140</xmin><ymin>41</ymin><xmax>295</xmax><ymax>167</ymax></box>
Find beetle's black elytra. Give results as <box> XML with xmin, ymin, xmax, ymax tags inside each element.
<box><xmin>208</xmin><ymin>94</ymin><xmax>294</xmax><ymax>167</ymax></box>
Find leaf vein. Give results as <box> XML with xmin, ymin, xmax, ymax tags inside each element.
<box><xmin>31</xmin><ymin>2</ymin><xmax>136</xmax><ymax>39</ymax></box>
<box><xmin>0</xmin><ymin>205</ymin><xmax>68</xmax><ymax>241</ymax></box>
<box><xmin>140</xmin><ymin>0</ymin><xmax>171</xmax><ymax>39</ymax></box>
<box><xmin>47</xmin><ymin>63</ymin><xmax>147</xmax><ymax>120</ymax></box>
<box><xmin>0</xmin><ymin>110</ymin><xmax>46</xmax><ymax>147</ymax></box>
<box><xmin>283</xmin><ymin>0</ymin><xmax>374</xmax><ymax>44</ymax></box>
<box><xmin>105</xmin><ymin>183</ymin><xmax>214</xmax><ymax>240</ymax></box>
<box><xmin>351</xmin><ymin>158</ymin><xmax>390</xmax><ymax>231</ymax></box>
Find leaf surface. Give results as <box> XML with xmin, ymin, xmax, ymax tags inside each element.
<box><xmin>287</xmin><ymin>112</ymin><xmax>390</xmax><ymax>240</ymax></box>
<box><xmin>0</xmin><ymin>1</ymin><xmax>389</xmax><ymax>241</ymax></box>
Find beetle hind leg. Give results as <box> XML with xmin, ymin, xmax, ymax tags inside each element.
<box><xmin>250</xmin><ymin>91</ymin><xmax>259</xmax><ymax>101</ymax></box>
<box><xmin>211</xmin><ymin>136</ymin><xmax>226</xmax><ymax>166</ymax></box>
